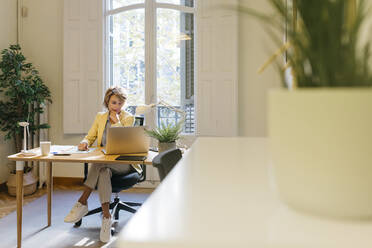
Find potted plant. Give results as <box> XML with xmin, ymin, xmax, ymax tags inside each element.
<box><xmin>242</xmin><ymin>0</ymin><xmax>372</xmax><ymax>219</ymax></box>
<box><xmin>0</xmin><ymin>44</ymin><xmax>52</xmax><ymax>196</ymax></box>
<box><xmin>145</xmin><ymin>121</ymin><xmax>183</xmax><ymax>153</ymax></box>
<box><xmin>6</xmin><ymin>165</ymin><xmax>38</xmax><ymax>196</ymax></box>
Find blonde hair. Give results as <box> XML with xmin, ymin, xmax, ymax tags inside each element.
<box><xmin>103</xmin><ymin>86</ymin><xmax>127</xmax><ymax>108</ymax></box>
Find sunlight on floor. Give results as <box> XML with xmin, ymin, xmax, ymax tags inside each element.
<box><xmin>72</xmin><ymin>235</ymin><xmax>118</xmax><ymax>247</ymax></box>
<box><xmin>74</xmin><ymin>237</ymin><xmax>90</xmax><ymax>246</ymax></box>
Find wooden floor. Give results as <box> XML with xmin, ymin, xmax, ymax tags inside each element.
<box><xmin>0</xmin><ymin>182</ymin><xmax>153</xmax><ymax>220</ymax></box>
<box><xmin>0</xmin><ymin>184</ymin><xmax>47</xmax><ymax>219</ymax></box>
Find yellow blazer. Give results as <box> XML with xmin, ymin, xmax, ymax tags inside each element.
<box><xmin>81</xmin><ymin>111</ymin><xmax>142</xmax><ymax>173</ymax></box>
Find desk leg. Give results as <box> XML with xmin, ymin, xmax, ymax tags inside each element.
<box><xmin>16</xmin><ymin>161</ymin><xmax>24</xmax><ymax>248</ymax></box>
<box><xmin>46</xmin><ymin>162</ymin><xmax>53</xmax><ymax>226</ymax></box>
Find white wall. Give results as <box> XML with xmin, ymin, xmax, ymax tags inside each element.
<box><xmin>17</xmin><ymin>0</ymin><xmax>196</xmax><ymax>178</ymax></box>
<box><xmin>0</xmin><ymin>0</ymin><xmax>17</xmax><ymax>184</ymax></box>
<box><xmin>0</xmin><ymin>0</ymin><xmax>17</xmax><ymax>50</ymax></box>
<box><xmin>0</xmin><ymin>0</ymin><xmax>281</xmax><ymax>181</ymax></box>
<box><xmin>20</xmin><ymin>0</ymin><xmax>84</xmax><ymax>177</ymax></box>
<box><xmin>238</xmin><ymin>0</ymin><xmax>281</xmax><ymax>137</ymax></box>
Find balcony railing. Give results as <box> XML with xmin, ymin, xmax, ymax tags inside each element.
<box><xmin>126</xmin><ymin>104</ymin><xmax>195</xmax><ymax>133</ymax></box>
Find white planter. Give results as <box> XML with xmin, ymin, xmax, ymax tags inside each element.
<box><xmin>268</xmin><ymin>88</ymin><xmax>372</xmax><ymax>219</ymax></box>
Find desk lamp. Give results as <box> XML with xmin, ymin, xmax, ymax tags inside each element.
<box><xmin>18</xmin><ymin>121</ymin><xmax>29</xmax><ymax>152</ymax></box>
<box><xmin>18</xmin><ymin>121</ymin><xmax>37</xmax><ymax>156</ymax></box>
<box><xmin>135</xmin><ymin>99</ymin><xmax>186</xmax><ymax>123</ymax></box>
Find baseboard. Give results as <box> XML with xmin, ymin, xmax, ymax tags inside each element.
<box><xmin>52</xmin><ymin>177</ymin><xmax>156</xmax><ymax>193</ymax></box>
<box><xmin>135</xmin><ymin>180</ymin><xmax>160</xmax><ymax>188</ymax></box>
<box><xmin>53</xmin><ymin>177</ymin><xmax>84</xmax><ymax>186</ymax></box>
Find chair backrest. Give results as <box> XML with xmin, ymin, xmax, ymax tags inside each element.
<box><xmin>134</xmin><ymin>116</ymin><xmax>144</xmax><ymax>126</ymax></box>
<box><xmin>111</xmin><ymin>164</ymin><xmax>146</xmax><ymax>192</ymax></box>
<box><xmin>152</xmin><ymin>148</ymin><xmax>182</xmax><ymax>181</ymax></box>
<box><xmin>138</xmin><ymin>163</ymin><xmax>146</xmax><ymax>182</ymax></box>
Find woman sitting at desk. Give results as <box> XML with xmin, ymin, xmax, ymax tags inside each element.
<box><xmin>64</xmin><ymin>86</ymin><xmax>141</xmax><ymax>243</ymax></box>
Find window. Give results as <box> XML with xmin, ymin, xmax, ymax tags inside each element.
<box><xmin>105</xmin><ymin>0</ymin><xmax>195</xmax><ymax>133</ymax></box>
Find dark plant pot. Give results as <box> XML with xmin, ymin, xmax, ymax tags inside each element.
<box><xmin>158</xmin><ymin>142</ymin><xmax>176</xmax><ymax>154</ymax></box>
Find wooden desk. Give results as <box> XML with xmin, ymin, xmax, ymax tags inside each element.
<box><xmin>8</xmin><ymin>146</ymin><xmax>157</xmax><ymax>248</ymax></box>
<box><xmin>117</xmin><ymin>137</ymin><xmax>372</xmax><ymax>248</ymax></box>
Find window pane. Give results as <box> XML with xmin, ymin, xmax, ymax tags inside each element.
<box><xmin>110</xmin><ymin>9</ymin><xmax>145</xmax><ymax>107</ymax></box>
<box><xmin>110</xmin><ymin>0</ymin><xmax>144</xmax><ymax>10</ymax></box>
<box><xmin>156</xmin><ymin>0</ymin><xmax>193</xmax><ymax>7</ymax></box>
<box><xmin>157</xmin><ymin>9</ymin><xmax>194</xmax><ymax>132</ymax></box>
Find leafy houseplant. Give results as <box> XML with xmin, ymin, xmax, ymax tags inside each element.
<box><xmin>145</xmin><ymin>121</ymin><xmax>182</xmax><ymax>153</ymax></box>
<box><xmin>242</xmin><ymin>0</ymin><xmax>372</xmax><ymax>219</ymax></box>
<box><xmin>0</xmin><ymin>44</ymin><xmax>52</xmax><ymax>153</ymax></box>
<box><xmin>243</xmin><ymin>0</ymin><xmax>372</xmax><ymax>88</ymax></box>
<box><xmin>0</xmin><ymin>44</ymin><xmax>52</xmax><ymax>195</ymax></box>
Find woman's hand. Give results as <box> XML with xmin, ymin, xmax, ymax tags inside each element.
<box><xmin>78</xmin><ymin>142</ymin><xmax>88</xmax><ymax>151</ymax></box>
<box><xmin>109</xmin><ymin>111</ymin><xmax>121</xmax><ymax>124</ymax></box>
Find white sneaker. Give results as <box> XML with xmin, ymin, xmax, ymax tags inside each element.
<box><xmin>100</xmin><ymin>217</ymin><xmax>112</xmax><ymax>243</ymax></box>
<box><xmin>64</xmin><ymin>202</ymin><xmax>89</xmax><ymax>223</ymax></box>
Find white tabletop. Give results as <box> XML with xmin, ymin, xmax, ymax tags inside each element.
<box><xmin>117</xmin><ymin>137</ymin><xmax>372</xmax><ymax>248</ymax></box>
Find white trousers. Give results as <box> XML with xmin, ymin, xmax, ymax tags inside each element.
<box><xmin>84</xmin><ymin>163</ymin><xmax>133</xmax><ymax>204</ymax></box>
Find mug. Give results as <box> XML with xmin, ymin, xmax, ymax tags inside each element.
<box><xmin>40</xmin><ymin>141</ymin><xmax>51</xmax><ymax>156</ymax></box>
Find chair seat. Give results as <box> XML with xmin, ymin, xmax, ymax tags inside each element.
<box><xmin>111</xmin><ymin>171</ymin><xmax>141</xmax><ymax>193</ymax></box>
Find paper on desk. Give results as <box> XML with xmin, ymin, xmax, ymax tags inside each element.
<box><xmin>50</xmin><ymin>145</ymin><xmax>96</xmax><ymax>154</ymax></box>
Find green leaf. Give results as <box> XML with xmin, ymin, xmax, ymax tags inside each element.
<box><xmin>0</xmin><ymin>44</ymin><xmax>52</xmax><ymax>150</ymax></box>
<box><xmin>144</xmin><ymin>121</ymin><xmax>183</xmax><ymax>143</ymax></box>
<box><xmin>240</xmin><ymin>0</ymin><xmax>372</xmax><ymax>87</ymax></box>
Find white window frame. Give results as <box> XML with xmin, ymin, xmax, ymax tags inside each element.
<box><xmin>62</xmin><ymin>0</ymin><xmax>237</xmax><ymax>185</ymax></box>
<box><xmin>103</xmin><ymin>0</ymin><xmax>196</xmax><ymax>132</ymax></box>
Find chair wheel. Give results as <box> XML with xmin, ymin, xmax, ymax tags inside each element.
<box><xmin>111</xmin><ymin>227</ymin><xmax>115</xmax><ymax>235</ymax></box>
<box><xmin>74</xmin><ymin>219</ymin><xmax>82</xmax><ymax>227</ymax></box>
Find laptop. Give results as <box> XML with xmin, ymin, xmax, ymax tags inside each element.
<box><xmin>102</xmin><ymin>126</ymin><xmax>150</xmax><ymax>155</ymax></box>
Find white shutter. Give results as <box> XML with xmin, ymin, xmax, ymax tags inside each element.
<box><xmin>63</xmin><ymin>0</ymin><xmax>103</xmax><ymax>134</ymax></box>
<box><xmin>196</xmin><ymin>0</ymin><xmax>238</xmax><ymax>136</ymax></box>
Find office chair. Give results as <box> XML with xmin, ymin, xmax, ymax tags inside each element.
<box><xmin>133</xmin><ymin>116</ymin><xmax>144</xmax><ymax>127</ymax></box>
<box><xmin>75</xmin><ymin>164</ymin><xmax>146</xmax><ymax>229</ymax></box>
<box><xmin>152</xmin><ymin>148</ymin><xmax>182</xmax><ymax>181</ymax></box>
<box><xmin>75</xmin><ymin>116</ymin><xmax>146</xmax><ymax>229</ymax></box>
